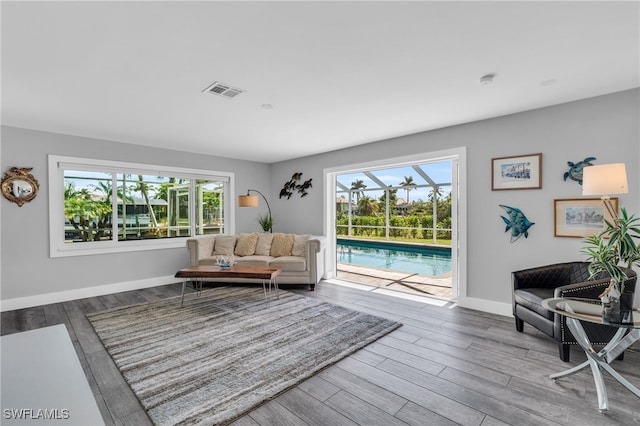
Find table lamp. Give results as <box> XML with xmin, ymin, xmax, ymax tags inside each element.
<box><xmin>582</xmin><ymin>163</ymin><xmax>628</xmax><ymax>219</ymax></box>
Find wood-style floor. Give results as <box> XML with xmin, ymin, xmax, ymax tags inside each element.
<box><xmin>2</xmin><ymin>281</ymin><xmax>639</xmax><ymax>426</ymax></box>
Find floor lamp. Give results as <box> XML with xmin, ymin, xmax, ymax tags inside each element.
<box><xmin>238</xmin><ymin>189</ymin><xmax>272</xmax><ymax>233</ymax></box>
<box><xmin>582</xmin><ymin>163</ymin><xmax>628</xmax><ymax>220</ymax></box>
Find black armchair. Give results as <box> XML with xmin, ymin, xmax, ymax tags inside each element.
<box><xmin>512</xmin><ymin>261</ymin><xmax>637</xmax><ymax>362</ymax></box>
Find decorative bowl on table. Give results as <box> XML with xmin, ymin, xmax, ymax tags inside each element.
<box><xmin>215</xmin><ymin>254</ymin><xmax>235</xmax><ymax>269</ymax></box>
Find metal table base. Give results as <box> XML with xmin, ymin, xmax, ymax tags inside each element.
<box><xmin>544</xmin><ymin>299</ymin><xmax>640</xmax><ymax>412</ymax></box>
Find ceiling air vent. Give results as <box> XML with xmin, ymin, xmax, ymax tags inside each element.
<box><xmin>202</xmin><ymin>81</ymin><xmax>245</xmax><ymax>99</ymax></box>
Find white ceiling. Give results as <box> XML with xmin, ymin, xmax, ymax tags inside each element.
<box><xmin>2</xmin><ymin>1</ymin><xmax>639</xmax><ymax>163</ymax></box>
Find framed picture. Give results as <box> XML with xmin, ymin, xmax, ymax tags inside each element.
<box><xmin>491</xmin><ymin>153</ymin><xmax>542</xmax><ymax>190</ymax></box>
<box><xmin>554</xmin><ymin>198</ymin><xmax>618</xmax><ymax>238</ymax></box>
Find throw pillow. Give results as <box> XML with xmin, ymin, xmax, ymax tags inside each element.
<box><xmin>234</xmin><ymin>233</ymin><xmax>259</xmax><ymax>256</ymax></box>
<box><xmin>292</xmin><ymin>234</ymin><xmax>310</xmax><ymax>257</ymax></box>
<box><xmin>213</xmin><ymin>235</ymin><xmax>236</xmax><ymax>256</ymax></box>
<box><xmin>270</xmin><ymin>233</ymin><xmax>295</xmax><ymax>257</ymax></box>
<box><xmin>255</xmin><ymin>233</ymin><xmax>274</xmax><ymax>256</ymax></box>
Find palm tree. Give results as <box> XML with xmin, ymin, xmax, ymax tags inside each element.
<box><xmin>135</xmin><ymin>175</ymin><xmax>159</xmax><ymax>229</ymax></box>
<box><xmin>90</xmin><ymin>181</ymin><xmax>118</xmax><ymax>234</ymax></box>
<box><xmin>378</xmin><ymin>185</ymin><xmax>398</xmax><ymax>215</ymax></box>
<box><xmin>428</xmin><ymin>185</ymin><xmax>442</xmax><ymax>203</ymax></box>
<box><xmin>350</xmin><ymin>179</ymin><xmax>367</xmax><ymax>204</ymax></box>
<box><xmin>357</xmin><ymin>196</ymin><xmax>378</xmax><ymax>216</ymax></box>
<box><xmin>156</xmin><ymin>177</ymin><xmax>187</xmax><ymax>201</ymax></box>
<box><xmin>400</xmin><ymin>176</ymin><xmax>416</xmax><ymax>203</ymax></box>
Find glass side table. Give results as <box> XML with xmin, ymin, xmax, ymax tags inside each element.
<box><xmin>542</xmin><ymin>297</ymin><xmax>640</xmax><ymax>412</ymax></box>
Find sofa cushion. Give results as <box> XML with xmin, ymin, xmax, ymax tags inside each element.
<box><xmin>269</xmin><ymin>256</ymin><xmax>307</xmax><ymax>272</ymax></box>
<box><xmin>213</xmin><ymin>235</ymin><xmax>237</xmax><ymax>256</ymax></box>
<box><xmin>235</xmin><ymin>233</ymin><xmax>259</xmax><ymax>256</ymax></box>
<box><xmin>292</xmin><ymin>234</ymin><xmax>310</xmax><ymax>257</ymax></box>
<box><xmin>270</xmin><ymin>233</ymin><xmax>295</xmax><ymax>257</ymax></box>
<box><xmin>255</xmin><ymin>233</ymin><xmax>274</xmax><ymax>256</ymax></box>
<box><xmin>235</xmin><ymin>255</ymin><xmax>273</xmax><ymax>267</ymax></box>
<box><xmin>199</xmin><ymin>237</ymin><xmax>216</xmax><ymax>258</ymax></box>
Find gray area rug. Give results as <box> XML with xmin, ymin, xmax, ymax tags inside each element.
<box><xmin>87</xmin><ymin>286</ymin><xmax>401</xmax><ymax>426</ymax></box>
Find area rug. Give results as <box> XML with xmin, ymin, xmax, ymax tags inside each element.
<box><xmin>87</xmin><ymin>286</ymin><xmax>401</xmax><ymax>426</ymax></box>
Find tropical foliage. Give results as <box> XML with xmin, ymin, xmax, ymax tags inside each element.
<box><xmin>350</xmin><ymin>179</ymin><xmax>367</xmax><ymax>203</ymax></box>
<box><xmin>257</xmin><ymin>213</ymin><xmax>273</xmax><ymax>232</ymax></box>
<box><xmin>64</xmin><ymin>172</ymin><xmax>225</xmax><ymax>242</ymax></box>
<box><xmin>581</xmin><ymin>207</ymin><xmax>640</xmax><ymax>288</ymax></box>
<box><xmin>399</xmin><ymin>176</ymin><xmax>416</xmax><ymax>202</ymax></box>
<box><xmin>357</xmin><ymin>196</ymin><xmax>379</xmax><ymax>216</ymax></box>
<box><xmin>336</xmin><ymin>192</ymin><xmax>453</xmax><ymax>244</ymax></box>
<box><xmin>378</xmin><ymin>186</ymin><xmax>398</xmax><ymax>214</ymax></box>
<box><xmin>64</xmin><ymin>182</ymin><xmax>112</xmax><ymax>241</ymax></box>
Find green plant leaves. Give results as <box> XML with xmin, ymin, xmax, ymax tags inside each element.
<box><xmin>581</xmin><ymin>207</ymin><xmax>640</xmax><ymax>288</ymax></box>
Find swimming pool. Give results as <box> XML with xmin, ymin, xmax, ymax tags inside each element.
<box><xmin>337</xmin><ymin>239</ymin><xmax>452</xmax><ymax>276</ymax></box>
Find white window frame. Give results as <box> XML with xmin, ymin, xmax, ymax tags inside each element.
<box><xmin>48</xmin><ymin>155</ymin><xmax>235</xmax><ymax>258</ymax></box>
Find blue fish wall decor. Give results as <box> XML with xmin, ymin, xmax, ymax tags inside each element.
<box><xmin>499</xmin><ymin>205</ymin><xmax>535</xmax><ymax>243</ymax></box>
<box><xmin>563</xmin><ymin>157</ymin><xmax>596</xmax><ymax>185</ymax></box>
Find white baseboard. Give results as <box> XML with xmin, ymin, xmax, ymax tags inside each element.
<box><xmin>0</xmin><ymin>275</ymin><xmax>177</xmax><ymax>312</ymax></box>
<box><xmin>456</xmin><ymin>295</ymin><xmax>513</xmax><ymax>318</ymax></box>
<box><xmin>325</xmin><ymin>278</ymin><xmax>512</xmax><ymax>317</ymax></box>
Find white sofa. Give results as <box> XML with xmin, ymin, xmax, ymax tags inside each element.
<box><xmin>186</xmin><ymin>233</ymin><xmax>326</xmax><ymax>290</ymax></box>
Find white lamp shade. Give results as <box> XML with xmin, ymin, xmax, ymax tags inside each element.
<box><xmin>582</xmin><ymin>163</ymin><xmax>628</xmax><ymax>196</ymax></box>
<box><xmin>238</xmin><ymin>194</ymin><xmax>259</xmax><ymax>207</ymax></box>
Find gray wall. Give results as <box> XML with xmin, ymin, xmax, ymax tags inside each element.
<box><xmin>270</xmin><ymin>89</ymin><xmax>640</xmax><ymax>307</ymax></box>
<box><xmin>1</xmin><ymin>89</ymin><xmax>638</xmax><ymax>310</ymax></box>
<box><xmin>0</xmin><ymin>126</ymin><xmax>270</xmax><ymax>302</ymax></box>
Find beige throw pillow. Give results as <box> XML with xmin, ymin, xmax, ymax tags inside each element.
<box><xmin>270</xmin><ymin>233</ymin><xmax>295</xmax><ymax>257</ymax></box>
<box><xmin>234</xmin><ymin>233</ymin><xmax>259</xmax><ymax>256</ymax></box>
<box><xmin>292</xmin><ymin>234</ymin><xmax>310</xmax><ymax>257</ymax></box>
<box><xmin>255</xmin><ymin>233</ymin><xmax>274</xmax><ymax>256</ymax></box>
<box><xmin>213</xmin><ymin>235</ymin><xmax>236</xmax><ymax>256</ymax></box>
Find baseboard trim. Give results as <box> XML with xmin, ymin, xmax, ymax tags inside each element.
<box><xmin>0</xmin><ymin>275</ymin><xmax>178</xmax><ymax>312</ymax></box>
<box><xmin>456</xmin><ymin>295</ymin><xmax>513</xmax><ymax>318</ymax></box>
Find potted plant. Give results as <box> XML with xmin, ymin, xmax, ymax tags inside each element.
<box><xmin>581</xmin><ymin>207</ymin><xmax>640</xmax><ymax>322</ymax></box>
<box><xmin>257</xmin><ymin>213</ymin><xmax>273</xmax><ymax>233</ymax></box>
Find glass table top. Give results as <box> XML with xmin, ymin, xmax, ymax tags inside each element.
<box><xmin>542</xmin><ymin>298</ymin><xmax>640</xmax><ymax>329</ymax></box>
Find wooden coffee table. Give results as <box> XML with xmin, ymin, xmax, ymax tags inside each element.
<box><xmin>175</xmin><ymin>265</ymin><xmax>282</xmax><ymax>306</ymax></box>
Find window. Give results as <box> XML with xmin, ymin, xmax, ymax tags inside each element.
<box><xmin>49</xmin><ymin>156</ymin><xmax>234</xmax><ymax>257</ymax></box>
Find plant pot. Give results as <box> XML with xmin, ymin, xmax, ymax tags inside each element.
<box><xmin>602</xmin><ymin>292</ymin><xmax>634</xmax><ymax>324</ymax></box>
<box><xmin>620</xmin><ymin>292</ymin><xmax>634</xmax><ymax>324</ymax></box>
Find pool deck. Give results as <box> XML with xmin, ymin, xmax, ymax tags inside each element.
<box><xmin>336</xmin><ymin>262</ymin><xmax>452</xmax><ymax>299</ymax></box>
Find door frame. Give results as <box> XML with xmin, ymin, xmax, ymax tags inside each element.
<box><xmin>323</xmin><ymin>146</ymin><xmax>467</xmax><ymax>300</ymax></box>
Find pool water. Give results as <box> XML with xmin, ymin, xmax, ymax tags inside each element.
<box><xmin>337</xmin><ymin>239</ymin><xmax>452</xmax><ymax>277</ymax></box>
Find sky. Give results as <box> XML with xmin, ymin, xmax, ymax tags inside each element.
<box><xmin>66</xmin><ymin>161</ymin><xmax>453</xmax><ymax>204</ymax></box>
<box><xmin>336</xmin><ymin>160</ymin><xmax>452</xmax><ymax>203</ymax></box>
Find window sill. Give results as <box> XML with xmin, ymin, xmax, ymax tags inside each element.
<box><xmin>50</xmin><ymin>238</ymin><xmax>187</xmax><ymax>258</ymax></box>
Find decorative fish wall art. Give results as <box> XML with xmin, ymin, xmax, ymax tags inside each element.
<box><xmin>499</xmin><ymin>205</ymin><xmax>535</xmax><ymax>243</ymax></box>
<box><xmin>563</xmin><ymin>157</ymin><xmax>596</xmax><ymax>185</ymax></box>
